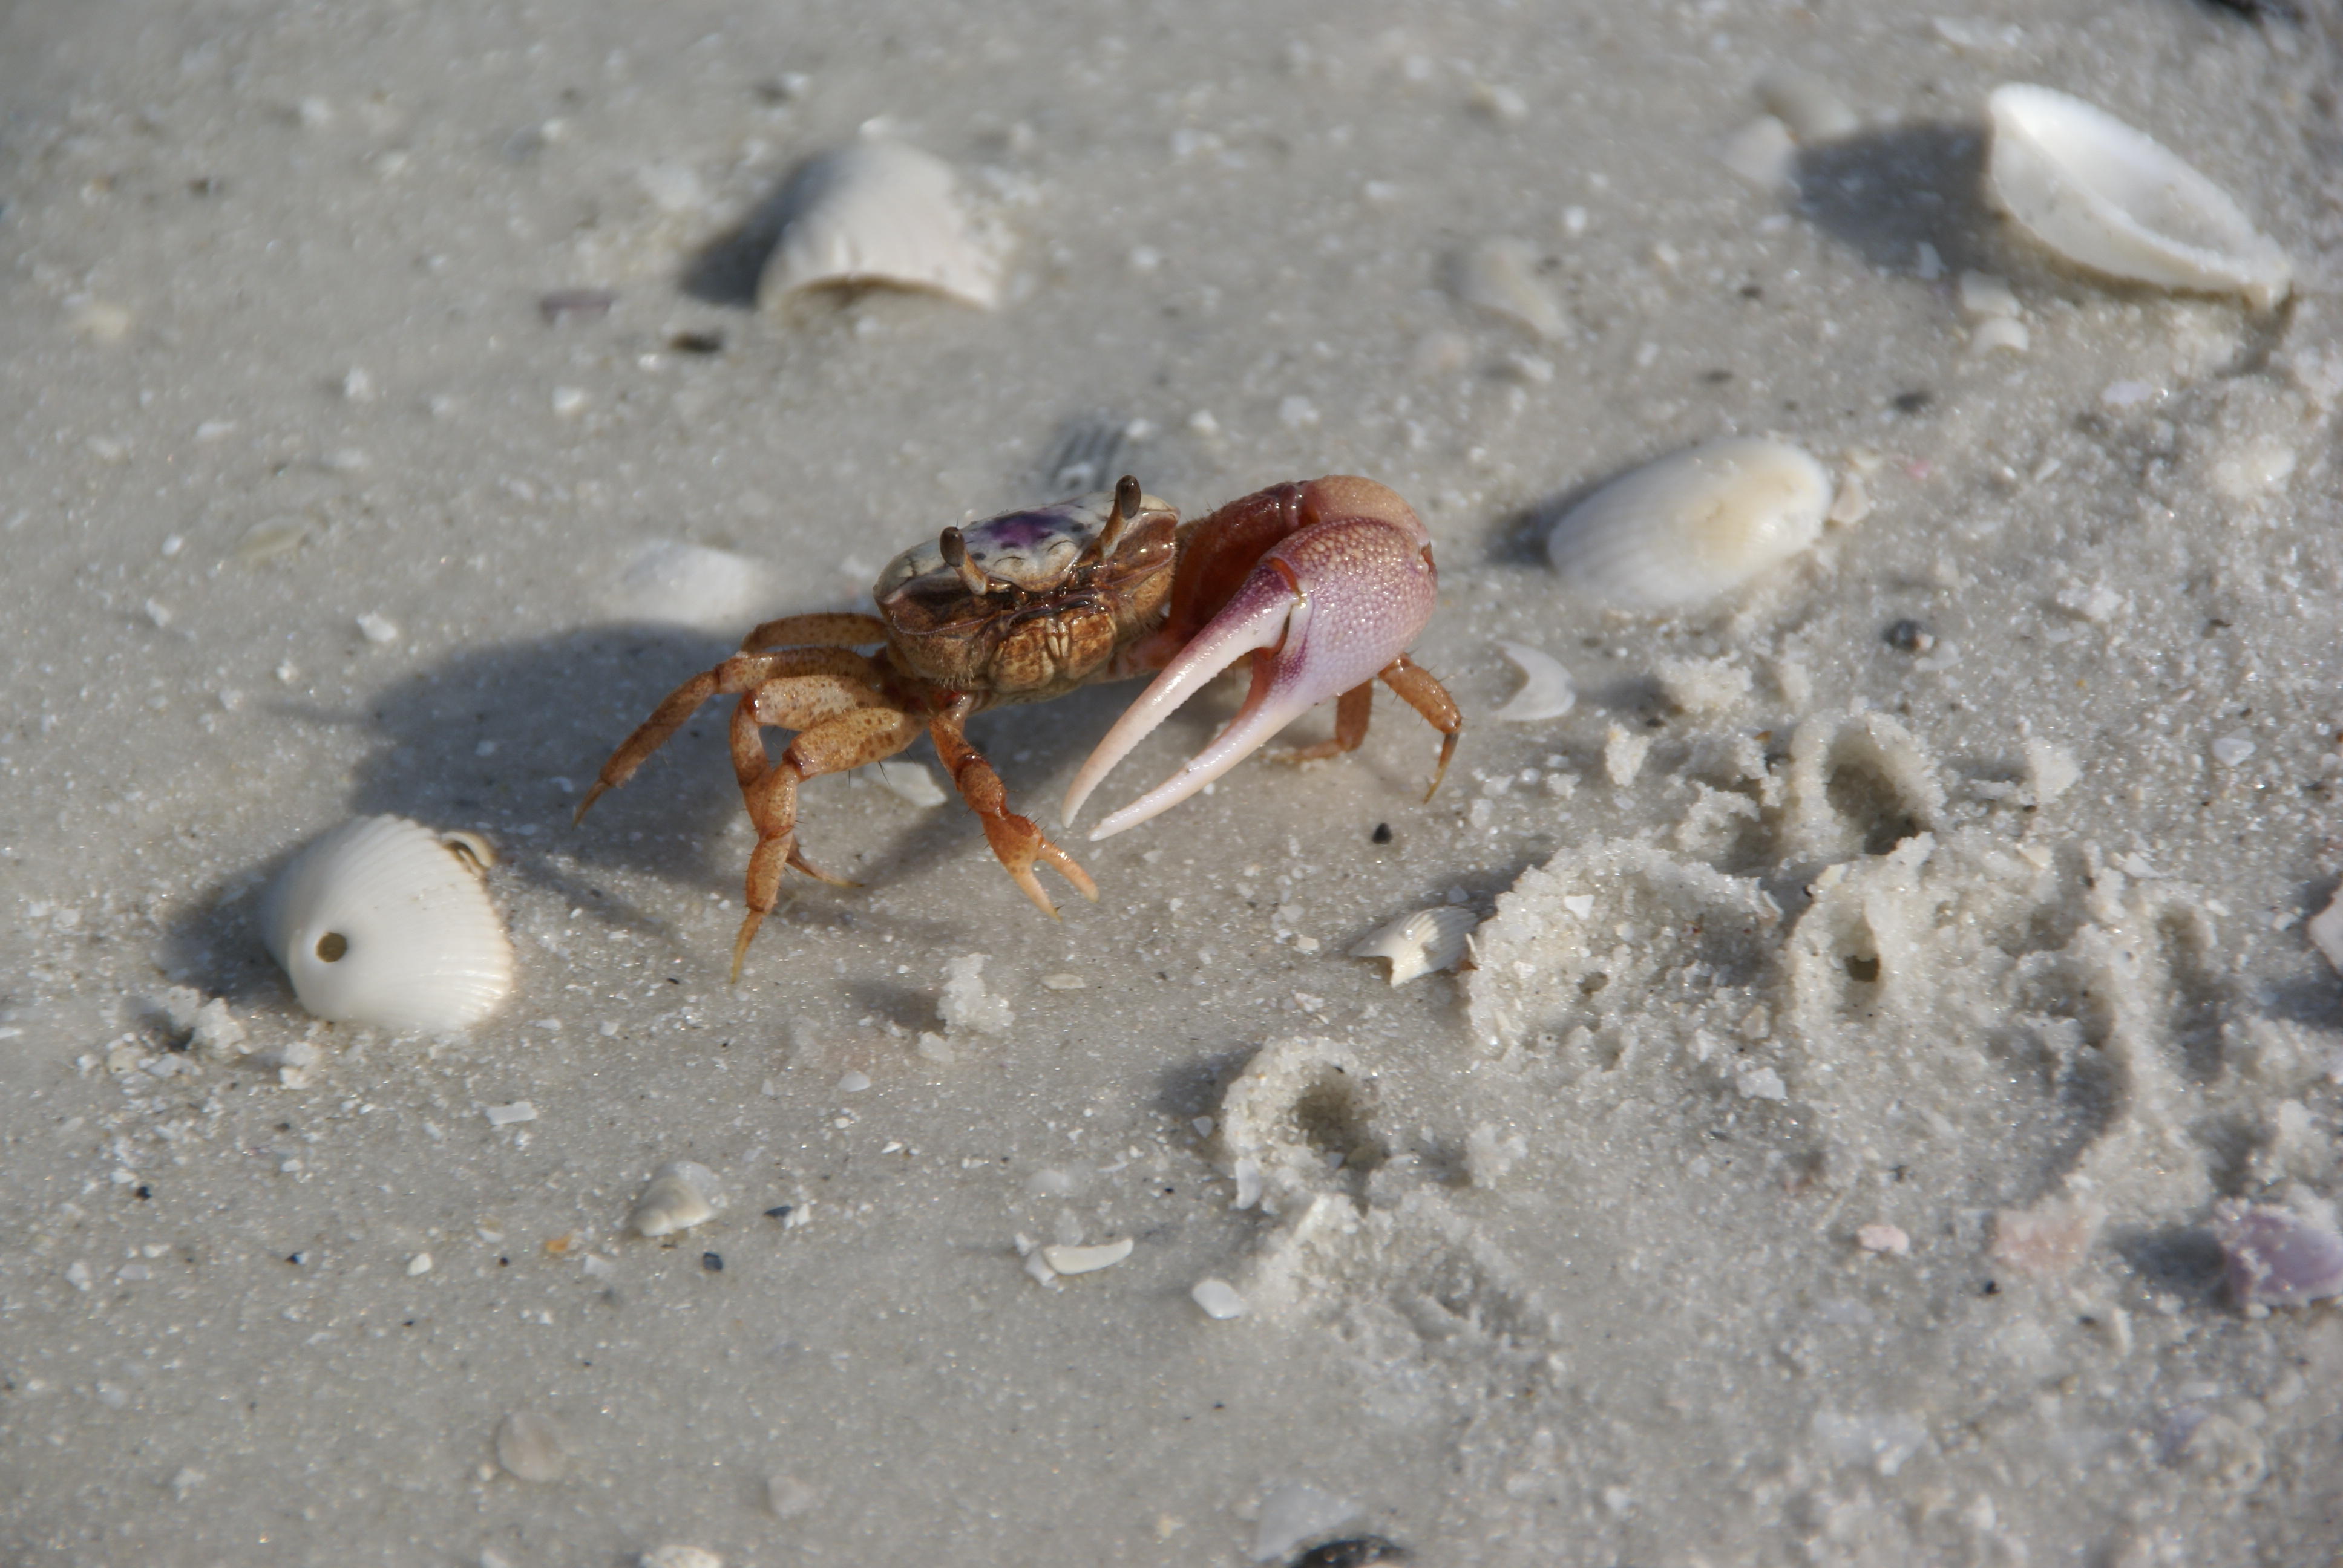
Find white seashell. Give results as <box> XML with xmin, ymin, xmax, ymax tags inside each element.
<box><xmin>611</xmin><ymin>540</ymin><xmax>776</xmax><ymax>632</ymax></box>
<box><xmin>1985</xmin><ymin>84</ymin><xmax>2291</xmax><ymax>311</ymax></box>
<box><xmin>1453</xmin><ymin>237</ymin><xmax>1565</xmax><ymax>340</ymax></box>
<box><xmin>639</xmin><ymin>1549</ymin><xmax>723</xmax><ymax>1568</ymax></box>
<box><xmin>628</xmin><ymin>1161</ymin><xmax>723</xmax><ymax>1237</ymax></box>
<box><xmin>1491</xmin><ymin>641</ymin><xmax>1576</xmax><ymax>723</ymax></box>
<box><xmin>1190</xmin><ymin>1278</ymin><xmax>1248</xmax><ymax>1319</ymax></box>
<box><xmin>1755</xmin><ymin>65</ymin><xmax>1858</xmax><ymax>143</ymax></box>
<box><xmin>263</xmin><ymin>816</ymin><xmax>514</xmax><ymax>1033</ymax></box>
<box><xmin>1827</xmin><ymin>471</ymin><xmax>1872</xmax><ymax>526</ymax></box>
<box><xmin>1040</xmin><ymin>1238</ymin><xmax>1133</xmax><ymax>1275</ymax></box>
<box><xmin>1719</xmin><ymin>114</ymin><xmax>1797</xmax><ymax>189</ymax></box>
<box><xmin>869</xmin><ymin>757</ymin><xmax>947</xmax><ymax>808</ymax></box>
<box><xmin>2307</xmin><ymin>884</ymin><xmax>2343</xmax><ymax>975</ymax></box>
<box><xmin>1956</xmin><ymin>270</ymin><xmax>2022</xmax><ymax>319</ymax></box>
<box><xmin>759</xmin><ymin>140</ymin><xmax>1001</xmax><ymax>310</ymax></box>
<box><xmin>1969</xmin><ymin>316</ymin><xmax>2030</xmax><ymax>356</ymax></box>
<box><xmin>1546</xmin><ymin>437</ymin><xmax>1830</xmax><ymax>610</ymax></box>
<box><xmin>1351</xmin><ymin>906</ymin><xmax>1478</xmax><ymax>987</ymax></box>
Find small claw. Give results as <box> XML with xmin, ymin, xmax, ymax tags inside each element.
<box><xmin>1064</xmin><ymin>516</ymin><xmax>1438</xmax><ymax>841</ymax></box>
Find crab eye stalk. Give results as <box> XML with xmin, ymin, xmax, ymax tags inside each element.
<box><xmin>938</xmin><ymin>526</ymin><xmax>993</xmax><ymax>596</ymax></box>
<box><xmin>1093</xmin><ymin>474</ymin><xmax>1142</xmax><ymax>560</ymax></box>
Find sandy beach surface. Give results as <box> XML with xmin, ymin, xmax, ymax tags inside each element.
<box><xmin>7</xmin><ymin>1</ymin><xmax>2343</xmax><ymax>1563</ymax></box>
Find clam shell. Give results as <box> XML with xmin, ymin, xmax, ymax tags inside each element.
<box><xmin>1985</xmin><ymin>84</ymin><xmax>2290</xmax><ymax>311</ymax></box>
<box><xmin>628</xmin><ymin>1161</ymin><xmax>723</xmax><ymax>1237</ymax></box>
<box><xmin>758</xmin><ymin>140</ymin><xmax>1001</xmax><ymax>311</ymax></box>
<box><xmin>262</xmin><ymin>815</ymin><xmax>514</xmax><ymax>1032</ymax></box>
<box><xmin>1546</xmin><ymin>437</ymin><xmax>1830</xmax><ymax>610</ymax></box>
<box><xmin>1351</xmin><ymin>906</ymin><xmax>1478</xmax><ymax>986</ymax></box>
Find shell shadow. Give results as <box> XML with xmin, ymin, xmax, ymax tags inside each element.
<box><xmin>680</xmin><ymin>155</ymin><xmax>830</xmax><ymax>307</ymax></box>
<box><xmin>1792</xmin><ymin>121</ymin><xmax>1999</xmax><ymax>276</ymax></box>
<box><xmin>2114</xmin><ymin>1222</ymin><xmax>2229</xmax><ymax>1305</ymax></box>
<box><xmin>1484</xmin><ymin>469</ymin><xmax>1613</xmax><ymax>570</ymax></box>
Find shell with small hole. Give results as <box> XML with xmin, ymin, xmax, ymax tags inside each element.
<box><xmin>1545</xmin><ymin>437</ymin><xmax>1830</xmax><ymax>610</ymax></box>
<box><xmin>758</xmin><ymin>139</ymin><xmax>1001</xmax><ymax>311</ymax></box>
<box><xmin>261</xmin><ymin>815</ymin><xmax>514</xmax><ymax>1032</ymax></box>
<box><xmin>1985</xmin><ymin>84</ymin><xmax>2290</xmax><ymax>311</ymax></box>
<box><xmin>1351</xmin><ymin>907</ymin><xmax>1478</xmax><ymax>986</ymax></box>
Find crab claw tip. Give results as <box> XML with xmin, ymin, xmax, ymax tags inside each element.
<box><xmin>1069</xmin><ymin>514</ymin><xmax>1438</xmax><ymax>840</ymax></box>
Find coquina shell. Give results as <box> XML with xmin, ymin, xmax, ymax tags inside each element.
<box><xmin>1351</xmin><ymin>906</ymin><xmax>1478</xmax><ymax>986</ymax></box>
<box><xmin>1546</xmin><ymin>438</ymin><xmax>1829</xmax><ymax>610</ymax></box>
<box><xmin>1985</xmin><ymin>84</ymin><xmax>2291</xmax><ymax>311</ymax></box>
<box><xmin>759</xmin><ymin>139</ymin><xmax>1001</xmax><ymax>310</ymax></box>
<box><xmin>262</xmin><ymin>815</ymin><xmax>514</xmax><ymax>1032</ymax></box>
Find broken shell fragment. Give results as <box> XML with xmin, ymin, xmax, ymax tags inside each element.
<box><xmin>1351</xmin><ymin>906</ymin><xmax>1477</xmax><ymax>986</ymax></box>
<box><xmin>2211</xmin><ymin>1200</ymin><xmax>2343</xmax><ymax>1309</ymax></box>
<box><xmin>1490</xmin><ymin>641</ymin><xmax>1576</xmax><ymax>723</ymax></box>
<box><xmin>1755</xmin><ymin>65</ymin><xmax>1858</xmax><ymax>143</ymax></box>
<box><xmin>1546</xmin><ymin>437</ymin><xmax>1830</xmax><ymax>610</ymax></box>
<box><xmin>611</xmin><ymin>540</ymin><xmax>776</xmax><ymax>632</ymax></box>
<box><xmin>758</xmin><ymin>140</ymin><xmax>1002</xmax><ymax>311</ymax></box>
<box><xmin>1453</xmin><ymin>237</ymin><xmax>1565</xmax><ymax>340</ymax></box>
<box><xmin>1040</xmin><ymin>1238</ymin><xmax>1133</xmax><ymax>1275</ymax></box>
<box><xmin>261</xmin><ymin>815</ymin><xmax>514</xmax><ymax>1033</ymax></box>
<box><xmin>1985</xmin><ymin>84</ymin><xmax>2291</xmax><ymax>311</ymax></box>
<box><xmin>628</xmin><ymin>1161</ymin><xmax>723</xmax><ymax>1237</ymax></box>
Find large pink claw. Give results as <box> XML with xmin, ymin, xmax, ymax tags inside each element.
<box><xmin>1062</xmin><ymin>508</ymin><xmax>1438</xmax><ymax>841</ymax></box>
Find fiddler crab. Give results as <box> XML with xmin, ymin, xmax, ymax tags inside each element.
<box><xmin>577</xmin><ymin>474</ymin><xmax>1460</xmax><ymax>978</ymax></box>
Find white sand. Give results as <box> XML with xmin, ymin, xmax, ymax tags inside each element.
<box><xmin>7</xmin><ymin>2</ymin><xmax>2343</xmax><ymax>1563</ymax></box>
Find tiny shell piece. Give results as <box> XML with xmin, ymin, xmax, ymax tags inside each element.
<box><xmin>1985</xmin><ymin>84</ymin><xmax>2291</xmax><ymax>311</ymax></box>
<box><xmin>767</xmin><ymin>1474</ymin><xmax>820</xmax><ymax>1519</ymax></box>
<box><xmin>1755</xmin><ymin>65</ymin><xmax>1859</xmax><ymax>143</ymax></box>
<box><xmin>1351</xmin><ymin>906</ymin><xmax>1477</xmax><ymax>987</ymax></box>
<box><xmin>869</xmin><ymin>757</ymin><xmax>947</xmax><ymax>808</ymax></box>
<box><xmin>628</xmin><ymin>1161</ymin><xmax>723</xmax><ymax>1237</ymax></box>
<box><xmin>1191</xmin><ymin>1278</ymin><xmax>1248</xmax><ymax>1319</ymax></box>
<box><xmin>2305</xmin><ymin>884</ymin><xmax>2343</xmax><ymax>975</ymax></box>
<box><xmin>759</xmin><ymin>139</ymin><xmax>1001</xmax><ymax>310</ymax></box>
<box><xmin>2210</xmin><ymin>1200</ymin><xmax>2343</xmax><ymax>1308</ymax></box>
<box><xmin>1546</xmin><ymin>438</ymin><xmax>1830</xmax><ymax>610</ymax></box>
<box><xmin>639</xmin><ymin>1550</ymin><xmax>722</xmax><ymax>1568</ymax></box>
<box><xmin>494</xmin><ymin>1409</ymin><xmax>568</xmax><ymax>1482</ymax></box>
<box><xmin>1856</xmin><ymin>1223</ymin><xmax>1910</xmax><ymax>1256</ymax></box>
<box><xmin>1970</xmin><ymin>317</ymin><xmax>2030</xmax><ymax>356</ymax></box>
<box><xmin>1956</xmin><ymin>270</ymin><xmax>2022</xmax><ymax>319</ymax></box>
<box><xmin>1040</xmin><ymin>1238</ymin><xmax>1133</xmax><ymax>1275</ymax></box>
<box><xmin>1719</xmin><ymin>114</ymin><xmax>1797</xmax><ymax>189</ymax></box>
<box><xmin>262</xmin><ymin>815</ymin><xmax>514</xmax><ymax>1033</ymax></box>
<box><xmin>1454</xmin><ymin>237</ymin><xmax>1565</xmax><ymax>340</ymax></box>
<box><xmin>1491</xmin><ymin>641</ymin><xmax>1575</xmax><ymax>723</ymax></box>
<box><xmin>1990</xmin><ymin>1195</ymin><xmax>2105</xmax><ymax>1278</ymax></box>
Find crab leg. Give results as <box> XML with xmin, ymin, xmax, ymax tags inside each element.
<box><xmin>1063</xmin><ymin>492</ymin><xmax>1447</xmax><ymax>841</ymax></box>
<box><xmin>574</xmin><ymin>648</ymin><xmax>883</xmax><ymax>822</ymax></box>
<box><xmin>931</xmin><ymin>696</ymin><xmax>1098</xmax><ymax>917</ymax></box>
<box><xmin>729</xmin><ymin>704</ymin><xmax>923</xmax><ymax>981</ymax></box>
